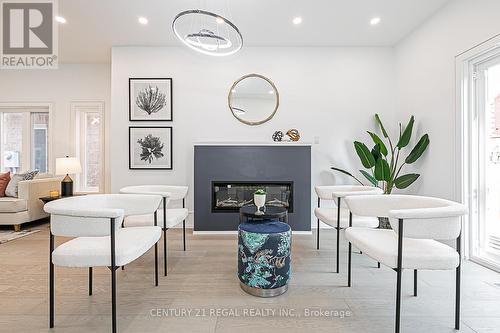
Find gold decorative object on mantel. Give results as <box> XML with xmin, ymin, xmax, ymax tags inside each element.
<box><xmin>49</xmin><ymin>190</ymin><xmax>60</xmax><ymax>198</ymax></box>
<box><xmin>286</xmin><ymin>129</ymin><xmax>300</xmax><ymax>142</ymax></box>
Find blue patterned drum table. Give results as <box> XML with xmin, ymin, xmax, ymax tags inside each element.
<box><xmin>238</xmin><ymin>220</ymin><xmax>291</xmax><ymax>297</ymax></box>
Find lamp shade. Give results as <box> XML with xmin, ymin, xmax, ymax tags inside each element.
<box><xmin>55</xmin><ymin>157</ymin><xmax>82</xmax><ymax>175</ymax></box>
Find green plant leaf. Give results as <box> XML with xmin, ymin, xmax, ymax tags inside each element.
<box><xmin>368</xmin><ymin>132</ymin><xmax>388</xmax><ymax>156</ymax></box>
<box><xmin>360</xmin><ymin>170</ymin><xmax>378</xmax><ymax>187</ymax></box>
<box><xmin>354</xmin><ymin>141</ymin><xmax>376</xmax><ymax>168</ymax></box>
<box><xmin>375</xmin><ymin>114</ymin><xmax>389</xmax><ymax>138</ymax></box>
<box><xmin>397</xmin><ymin>116</ymin><xmax>415</xmax><ymax>148</ymax></box>
<box><xmin>374</xmin><ymin>158</ymin><xmax>391</xmax><ymax>181</ymax></box>
<box><xmin>371</xmin><ymin>144</ymin><xmax>381</xmax><ymax>160</ymax></box>
<box><xmin>405</xmin><ymin>134</ymin><xmax>430</xmax><ymax>164</ymax></box>
<box><xmin>394</xmin><ymin>174</ymin><xmax>420</xmax><ymax>189</ymax></box>
<box><xmin>330</xmin><ymin>167</ymin><xmax>364</xmax><ymax>185</ymax></box>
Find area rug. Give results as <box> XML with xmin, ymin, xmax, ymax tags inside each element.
<box><xmin>0</xmin><ymin>229</ymin><xmax>40</xmax><ymax>244</ymax></box>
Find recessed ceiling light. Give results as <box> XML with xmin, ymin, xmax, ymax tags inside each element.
<box><xmin>370</xmin><ymin>17</ymin><xmax>381</xmax><ymax>26</ymax></box>
<box><xmin>216</xmin><ymin>17</ymin><xmax>225</xmax><ymax>24</ymax></box>
<box><xmin>55</xmin><ymin>16</ymin><xmax>66</xmax><ymax>24</ymax></box>
<box><xmin>138</xmin><ymin>16</ymin><xmax>148</xmax><ymax>25</ymax></box>
<box><xmin>292</xmin><ymin>17</ymin><xmax>302</xmax><ymax>25</ymax></box>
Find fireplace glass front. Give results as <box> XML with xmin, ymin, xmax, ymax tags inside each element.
<box><xmin>212</xmin><ymin>182</ymin><xmax>293</xmax><ymax>212</ymax></box>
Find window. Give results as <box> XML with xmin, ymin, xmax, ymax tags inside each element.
<box><xmin>0</xmin><ymin>106</ymin><xmax>50</xmax><ymax>174</ymax></box>
<box><xmin>73</xmin><ymin>102</ymin><xmax>104</xmax><ymax>193</ymax></box>
<box><xmin>32</xmin><ymin>113</ymin><xmax>49</xmax><ymax>173</ymax></box>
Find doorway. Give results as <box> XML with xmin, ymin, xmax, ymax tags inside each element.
<box><xmin>463</xmin><ymin>45</ymin><xmax>500</xmax><ymax>271</ymax></box>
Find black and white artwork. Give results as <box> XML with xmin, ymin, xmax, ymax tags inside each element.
<box><xmin>129</xmin><ymin>127</ymin><xmax>173</xmax><ymax>170</ymax></box>
<box><xmin>129</xmin><ymin>78</ymin><xmax>172</xmax><ymax>121</ymax></box>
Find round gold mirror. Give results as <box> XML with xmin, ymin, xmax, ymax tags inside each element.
<box><xmin>228</xmin><ymin>74</ymin><xmax>279</xmax><ymax>126</ymax></box>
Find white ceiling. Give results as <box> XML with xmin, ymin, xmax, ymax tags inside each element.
<box><xmin>58</xmin><ymin>0</ymin><xmax>451</xmax><ymax>63</ymax></box>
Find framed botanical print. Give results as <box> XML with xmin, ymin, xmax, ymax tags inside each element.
<box><xmin>129</xmin><ymin>127</ymin><xmax>173</xmax><ymax>170</ymax></box>
<box><xmin>129</xmin><ymin>78</ymin><xmax>173</xmax><ymax>121</ymax></box>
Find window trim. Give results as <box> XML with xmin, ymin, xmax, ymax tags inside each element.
<box><xmin>71</xmin><ymin>101</ymin><xmax>105</xmax><ymax>194</ymax></box>
<box><xmin>0</xmin><ymin>102</ymin><xmax>53</xmax><ymax>174</ymax></box>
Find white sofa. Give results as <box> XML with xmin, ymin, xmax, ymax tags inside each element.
<box><xmin>0</xmin><ymin>176</ymin><xmax>60</xmax><ymax>231</ymax></box>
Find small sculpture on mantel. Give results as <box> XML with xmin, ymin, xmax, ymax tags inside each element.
<box><xmin>286</xmin><ymin>129</ymin><xmax>300</xmax><ymax>142</ymax></box>
<box><xmin>272</xmin><ymin>131</ymin><xmax>284</xmax><ymax>142</ymax></box>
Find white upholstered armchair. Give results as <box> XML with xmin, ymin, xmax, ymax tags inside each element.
<box><xmin>44</xmin><ymin>194</ymin><xmax>163</xmax><ymax>333</ymax></box>
<box><xmin>343</xmin><ymin>195</ymin><xmax>467</xmax><ymax>333</ymax></box>
<box><xmin>314</xmin><ymin>185</ymin><xmax>382</xmax><ymax>272</ymax></box>
<box><xmin>120</xmin><ymin>185</ymin><xmax>189</xmax><ymax>276</ymax></box>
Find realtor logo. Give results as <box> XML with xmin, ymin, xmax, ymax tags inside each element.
<box><xmin>1</xmin><ymin>0</ymin><xmax>58</xmax><ymax>69</ymax></box>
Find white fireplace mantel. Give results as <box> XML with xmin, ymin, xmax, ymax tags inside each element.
<box><xmin>194</xmin><ymin>141</ymin><xmax>313</xmax><ymax>146</ymax></box>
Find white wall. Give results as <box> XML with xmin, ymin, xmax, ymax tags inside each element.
<box><xmin>395</xmin><ymin>0</ymin><xmax>500</xmax><ymax>200</ymax></box>
<box><xmin>111</xmin><ymin>46</ymin><xmax>396</xmax><ymax>226</ymax></box>
<box><xmin>0</xmin><ymin>64</ymin><xmax>111</xmax><ymax>191</ymax></box>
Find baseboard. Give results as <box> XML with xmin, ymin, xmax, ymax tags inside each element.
<box><xmin>193</xmin><ymin>231</ymin><xmax>238</xmax><ymax>235</ymax></box>
<box><xmin>193</xmin><ymin>230</ymin><xmax>313</xmax><ymax>235</ymax></box>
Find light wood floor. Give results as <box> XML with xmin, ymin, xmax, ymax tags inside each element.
<box><xmin>1</xmin><ymin>221</ymin><xmax>500</xmax><ymax>333</ymax></box>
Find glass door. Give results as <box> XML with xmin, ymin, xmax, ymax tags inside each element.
<box><xmin>470</xmin><ymin>54</ymin><xmax>500</xmax><ymax>270</ymax></box>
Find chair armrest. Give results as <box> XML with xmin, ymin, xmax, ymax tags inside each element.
<box><xmin>389</xmin><ymin>204</ymin><xmax>467</xmax><ymax>220</ymax></box>
<box><xmin>44</xmin><ymin>194</ymin><xmax>162</xmax><ymax>218</ymax></box>
<box><xmin>332</xmin><ymin>187</ymin><xmax>383</xmax><ymax>198</ymax></box>
<box><xmin>120</xmin><ymin>187</ymin><xmax>172</xmax><ymax>198</ymax></box>
<box><xmin>44</xmin><ymin>198</ymin><xmax>124</xmax><ymax>218</ymax></box>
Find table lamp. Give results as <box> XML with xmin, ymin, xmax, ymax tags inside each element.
<box><xmin>55</xmin><ymin>156</ymin><xmax>82</xmax><ymax>196</ymax></box>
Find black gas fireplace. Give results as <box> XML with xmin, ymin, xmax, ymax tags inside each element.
<box><xmin>212</xmin><ymin>181</ymin><xmax>293</xmax><ymax>212</ymax></box>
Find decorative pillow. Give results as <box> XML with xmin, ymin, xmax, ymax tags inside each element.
<box><xmin>0</xmin><ymin>172</ymin><xmax>10</xmax><ymax>197</ymax></box>
<box><xmin>23</xmin><ymin>170</ymin><xmax>39</xmax><ymax>180</ymax></box>
<box><xmin>5</xmin><ymin>170</ymin><xmax>39</xmax><ymax>198</ymax></box>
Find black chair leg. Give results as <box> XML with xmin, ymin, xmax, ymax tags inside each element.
<box><xmin>111</xmin><ymin>267</ymin><xmax>117</xmax><ymax>333</ymax></box>
<box><xmin>316</xmin><ymin>218</ymin><xmax>320</xmax><ymax>250</ymax></box>
<box><xmin>154</xmin><ymin>242</ymin><xmax>159</xmax><ymax>286</ymax></box>
<box><xmin>163</xmin><ymin>228</ymin><xmax>168</xmax><ymax>276</ymax></box>
<box><xmin>347</xmin><ymin>212</ymin><xmax>352</xmax><ymax>287</ymax></box>
<box><xmin>348</xmin><ymin>241</ymin><xmax>352</xmax><ymax>287</ymax></box>
<box><xmin>183</xmin><ymin>220</ymin><xmax>186</xmax><ymax>251</ymax></box>
<box><xmin>395</xmin><ymin>267</ymin><xmax>402</xmax><ymax>333</ymax></box>
<box><xmin>183</xmin><ymin>198</ymin><xmax>186</xmax><ymax>251</ymax></box>
<box><xmin>110</xmin><ymin>217</ymin><xmax>117</xmax><ymax>333</ymax></box>
<box><xmin>121</xmin><ymin>266</ymin><xmax>124</xmax><ymax>270</ymax></box>
<box><xmin>413</xmin><ymin>270</ymin><xmax>417</xmax><ymax>297</ymax></box>
<box><xmin>49</xmin><ymin>232</ymin><xmax>54</xmax><ymax>328</ymax></box>
<box><xmin>162</xmin><ymin>199</ymin><xmax>168</xmax><ymax>276</ymax></box>
<box><xmin>377</xmin><ymin>262</ymin><xmax>381</xmax><ymax>269</ymax></box>
<box><xmin>89</xmin><ymin>267</ymin><xmax>93</xmax><ymax>296</ymax></box>
<box><xmin>395</xmin><ymin>219</ymin><xmax>404</xmax><ymax>333</ymax></box>
<box><xmin>336</xmin><ymin>198</ymin><xmax>341</xmax><ymax>273</ymax></box>
<box><xmin>455</xmin><ymin>234</ymin><xmax>461</xmax><ymax>330</ymax></box>
<box><xmin>316</xmin><ymin>197</ymin><xmax>320</xmax><ymax>250</ymax></box>
<box><xmin>153</xmin><ymin>210</ymin><xmax>159</xmax><ymax>286</ymax></box>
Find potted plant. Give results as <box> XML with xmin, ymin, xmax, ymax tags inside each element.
<box><xmin>253</xmin><ymin>189</ymin><xmax>267</xmax><ymax>215</ymax></box>
<box><xmin>331</xmin><ymin>114</ymin><xmax>430</xmax><ymax>227</ymax></box>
